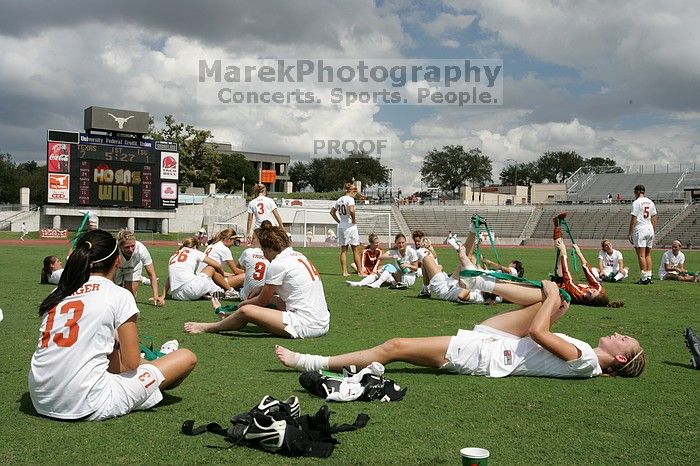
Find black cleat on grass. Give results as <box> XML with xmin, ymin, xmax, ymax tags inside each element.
<box><xmin>684</xmin><ymin>327</ymin><xmax>700</xmax><ymax>369</ymax></box>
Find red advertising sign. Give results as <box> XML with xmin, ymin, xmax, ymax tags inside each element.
<box><xmin>47</xmin><ymin>142</ymin><xmax>70</xmax><ymax>172</ymax></box>
<box><xmin>40</xmin><ymin>228</ymin><xmax>69</xmax><ymax>239</ymax></box>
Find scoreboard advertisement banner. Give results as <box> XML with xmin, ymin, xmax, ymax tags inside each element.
<box><xmin>47</xmin><ymin>130</ymin><xmax>179</xmax><ymax>209</ymax></box>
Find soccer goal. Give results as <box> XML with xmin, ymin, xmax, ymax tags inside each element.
<box><xmin>288</xmin><ymin>208</ymin><xmax>392</xmax><ymax>247</ymax></box>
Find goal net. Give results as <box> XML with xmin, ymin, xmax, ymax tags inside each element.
<box><xmin>288</xmin><ymin>208</ymin><xmax>392</xmax><ymax>247</ymax></box>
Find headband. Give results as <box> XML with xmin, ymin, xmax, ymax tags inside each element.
<box><xmin>612</xmin><ymin>349</ymin><xmax>644</xmax><ymax>375</ymax></box>
<box><xmin>91</xmin><ymin>240</ymin><xmax>119</xmax><ymax>264</ymax></box>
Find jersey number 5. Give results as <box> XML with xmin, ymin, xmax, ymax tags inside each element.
<box><xmin>643</xmin><ymin>206</ymin><xmax>650</xmax><ymax>219</ymax></box>
<box><xmin>40</xmin><ymin>300</ymin><xmax>84</xmax><ymax>348</ymax></box>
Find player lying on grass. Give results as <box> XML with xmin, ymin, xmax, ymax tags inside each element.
<box><xmin>184</xmin><ymin>221</ymin><xmax>330</xmax><ymax>339</ymax></box>
<box><xmin>591</xmin><ymin>239</ymin><xmax>629</xmax><ymax>282</ymax></box>
<box><xmin>199</xmin><ymin>228</ymin><xmax>245</xmax><ymax>292</ymax></box>
<box><xmin>114</xmin><ymin>229</ymin><xmax>163</xmax><ymax>305</ymax></box>
<box><xmin>276</xmin><ymin>280</ymin><xmax>645</xmax><ymax>379</ymax></box>
<box><xmin>658</xmin><ymin>240</ymin><xmax>699</xmax><ymax>282</ymax></box>
<box><xmin>29</xmin><ymin>229</ymin><xmax>197</xmax><ymax>421</ymax></box>
<box><xmin>161</xmin><ymin>237</ymin><xmax>238</xmax><ymax>301</ymax></box>
<box><xmin>40</xmin><ymin>255</ymin><xmax>64</xmax><ymax>285</ymax></box>
<box><xmin>550</xmin><ymin>213</ymin><xmax>622</xmax><ymax>307</ymax></box>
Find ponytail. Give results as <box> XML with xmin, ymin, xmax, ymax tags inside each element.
<box><xmin>40</xmin><ymin>255</ymin><xmax>58</xmax><ymax>284</ymax></box>
<box><xmin>39</xmin><ymin>230</ymin><xmax>118</xmax><ymax>316</ymax></box>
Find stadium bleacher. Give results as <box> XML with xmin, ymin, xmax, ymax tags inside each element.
<box><xmin>568</xmin><ymin>171</ymin><xmax>699</xmax><ymax>203</ymax></box>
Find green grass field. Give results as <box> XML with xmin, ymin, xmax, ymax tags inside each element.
<box><xmin>1</xmin><ymin>242</ymin><xmax>698</xmax><ymax>464</ymax></box>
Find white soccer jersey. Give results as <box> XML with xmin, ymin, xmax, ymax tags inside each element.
<box><xmin>238</xmin><ymin>247</ymin><xmax>269</xmax><ymax>300</ymax></box>
<box><xmin>168</xmin><ymin>247</ymin><xmax>208</xmax><ymax>291</ymax></box>
<box><xmin>598</xmin><ymin>249</ymin><xmax>623</xmax><ymax>272</ymax></box>
<box><xmin>116</xmin><ymin>241</ymin><xmax>153</xmax><ymax>281</ymax></box>
<box><xmin>387</xmin><ymin>246</ymin><xmax>419</xmax><ymax>275</ymax></box>
<box><xmin>197</xmin><ymin>240</ymin><xmax>234</xmax><ymax>273</ymax></box>
<box><xmin>659</xmin><ymin>250</ymin><xmax>685</xmax><ymax>279</ymax></box>
<box><xmin>334</xmin><ymin>195</ymin><xmax>356</xmax><ymax>227</ymax></box>
<box><xmin>49</xmin><ymin>269</ymin><xmax>63</xmax><ymax>285</ymax></box>
<box><xmin>631</xmin><ymin>196</ymin><xmax>657</xmax><ymax>231</ymax></box>
<box><xmin>248</xmin><ymin>196</ymin><xmax>279</xmax><ymax>229</ymax></box>
<box><xmin>29</xmin><ymin>276</ymin><xmax>140</xmax><ymax>419</ymax></box>
<box><xmin>265</xmin><ymin>247</ymin><xmax>329</xmax><ymax>329</ymax></box>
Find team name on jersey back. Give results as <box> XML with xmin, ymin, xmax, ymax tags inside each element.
<box><xmin>72</xmin><ymin>283</ymin><xmax>101</xmax><ymax>295</ymax></box>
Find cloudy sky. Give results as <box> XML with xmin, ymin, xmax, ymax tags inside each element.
<box><xmin>1</xmin><ymin>0</ymin><xmax>698</xmax><ymax>191</ymax></box>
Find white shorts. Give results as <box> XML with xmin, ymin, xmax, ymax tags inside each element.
<box><xmin>88</xmin><ymin>364</ymin><xmax>165</xmax><ymax>421</ymax></box>
<box><xmin>400</xmin><ymin>272</ymin><xmax>417</xmax><ymax>287</ymax></box>
<box><xmin>441</xmin><ymin>325</ymin><xmax>515</xmax><ymax>375</ymax></box>
<box><xmin>171</xmin><ymin>275</ymin><xmax>221</xmax><ymax>301</ymax></box>
<box><xmin>338</xmin><ymin>225</ymin><xmax>360</xmax><ymax>246</ymax></box>
<box><xmin>632</xmin><ymin>227</ymin><xmax>654</xmax><ymax>248</ymax></box>
<box><xmin>429</xmin><ymin>272</ymin><xmax>464</xmax><ymax>302</ymax></box>
<box><xmin>282</xmin><ymin>310</ymin><xmax>329</xmax><ymax>339</ymax></box>
<box><xmin>114</xmin><ymin>262</ymin><xmax>145</xmax><ymax>284</ymax></box>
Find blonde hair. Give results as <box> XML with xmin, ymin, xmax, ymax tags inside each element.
<box><xmin>117</xmin><ymin>228</ymin><xmax>135</xmax><ymax>245</ymax></box>
<box><xmin>609</xmin><ymin>348</ymin><xmax>646</xmax><ymax>377</ymax></box>
<box><xmin>345</xmin><ymin>182</ymin><xmax>357</xmax><ymax>193</ymax></box>
<box><xmin>179</xmin><ymin>236</ymin><xmax>200</xmax><ymax>249</ymax></box>
<box><xmin>212</xmin><ymin>228</ymin><xmax>237</xmax><ymax>243</ymax></box>
<box><xmin>253</xmin><ymin>184</ymin><xmax>267</xmax><ymax>197</ymax></box>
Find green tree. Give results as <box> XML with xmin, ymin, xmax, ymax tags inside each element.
<box><xmin>0</xmin><ymin>153</ymin><xmax>19</xmax><ymax>203</ymax></box>
<box><xmin>584</xmin><ymin>156</ymin><xmax>624</xmax><ymax>173</ymax></box>
<box><xmin>218</xmin><ymin>152</ymin><xmax>257</xmax><ymax>194</ymax></box>
<box><xmin>341</xmin><ymin>150</ymin><xmax>390</xmax><ymax>188</ymax></box>
<box><xmin>149</xmin><ymin>115</ymin><xmax>221</xmax><ymax>188</ymax></box>
<box><xmin>288</xmin><ymin>161</ymin><xmax>311</xmax><ymax>191</ymax></box>
<box><xmin>17</xmin><ymin>161</ymin><xmax>47</xmax><ymax>205</ymax></box>
<box><xmin>499</xmin><ymin>161</ymin><xmax>543</xmax><ymax>185</ymax></box>
<box><xmin>420</xmin><ymin>145</ymin><xmax>493</xmax><ymax>192</ymax></box>
<box><xmin>535</xmin><ymin>151</ymin><xmax>584</xmax><ymax>183</ymax></box>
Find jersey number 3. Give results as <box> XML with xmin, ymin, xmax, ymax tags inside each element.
<box><xmin>40</xmin><ymin>300</ymin><xmax>84</xmax><ymax>348</ymax></box>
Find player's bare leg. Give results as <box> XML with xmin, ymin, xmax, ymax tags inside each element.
<box><xmin>185</xmin><ymin>305</ymin><xmax>289</xmax><ymax>337</ymax></box>
<box><xmin>351</xmin><ymin>244</ymin><xmax>364</xmax><ymax>276</ymax></box>
<box><xmin>480</xmin><ymin>300</ymin><xmax>568</xmax><ymax>337</ymax></box>
<box><xmin>275</xmin><ymin>335</ymin><xmax>451</xmax><ymax>372</ymax></box>
<box><xmin>340</xmin><ymin>245</ymin><xmax>350</xmax><ymax>276</ymax></box>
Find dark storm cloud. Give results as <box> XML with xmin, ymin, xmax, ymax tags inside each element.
<box><xmin>0</xmin><ymin>0</ymin><xmax>348</xmax><ymax>48</ymax></box>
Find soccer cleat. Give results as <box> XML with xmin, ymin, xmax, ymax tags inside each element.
<box><xmin>206</xmin><ymin>290</ymin><xmax>224</xmax><ymax>300</ymax></box>
<box><xmin>230</xmin><ymin>395</ymin><xmax>301</xmax><ymax>427</ymax></box>
<box><xmin>224</xmin><ymin>288</ymin><xmax>240</xmax><ymax>299</ymax></box>
<box><xmin>417</xmin><ymin>288</ymin><xmax>431</xmax><ymax>298</ymax></box>
<box><xmin>389</xmin><ymin>282</ymin><xmax>408</xmax><ymax>290</ymax></box>
<box><xmin>684</xmin><ymin>327</ymin><xmax>700</xmax><ymax>369</ymax></box>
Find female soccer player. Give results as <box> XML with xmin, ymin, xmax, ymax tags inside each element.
<box><xmin>161</xmin><ymin>237</ymin><xmax>238</xmax><ymax>301</ymax></box>
<box><xmin>114</xmin><ymin>229</ymin><xmax>162</xmax><ymax>305</ymax></box>
<box><xmin>592</xmin><ymin>239</ymin><xmax>628</xmax><ymax>282</ymax></box>
<box><xmin>628</xmin><ymin>184</ymin><xmax>657</xmax><ymax>284</ymax></box>
<box><xmin>40</xmin><ymin>255</ymin><xmax>64</xmax><ymax>285</ymax></box>
<box><xmin>246</xmin><ymin>184</ymin><xmax>285</xmax><ymax>243</ymax></box>
<box><xmin>549</xmin><ymin>213</ymin><xmax>620</xmax><ymax>307</ymax></box>
<box><xmin>237</xmin><ymin>229</ymin><xmax>270</xmax><ymax>300</ymax></box>
<box><xmin>330</xmin><ymin>182</ymin><xmax>363</xmax><ymax>276</ymax></box>
<box><xmin>184</xmin><ymin>221</ymin><xmax>330</xmax><ymax>339</ymax></box>
<box><xmin>346</xmin><ymin>233</ymin><xmax>384</xmax><ymax>284</ymax></box>
<box><xmin>200</xmin><ymin>228</ymin><xmax>245</xmax><ymax>290</ymax></box>
<box><xmin>276</xmin><ymin>280</ymin><xmax>645</xmax><ymax>379</ymax></box>
<box><xmin>28</xmin><ymin>230</ymin><xmax>197</xmax><ymax>421</ymax></box>
<box><xmin>365</xmin><ymin>233</ymin><xmax>419</xmax><ymax>289</ymax></box>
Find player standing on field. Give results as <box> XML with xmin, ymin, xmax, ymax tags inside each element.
<box><xmin>246</xmin><ymin>184</ymin><xmax>285</xmax><ymax>243</ymax></box>
<box><xmin>628</xmin><ymin>184</ymin><xmax>657</xmax><ymax>285</ymax></box>
<box><xmin>330</xmin><ymin>182</ymin><xmax>363</xmax><ymax>276</ymax></box>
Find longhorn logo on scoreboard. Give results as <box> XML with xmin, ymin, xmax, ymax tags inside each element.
<box><xmin>160</xmin><ymin>152</ymin><xmax>179</xmax><ymax>180</ymax></box>
<box><xmin>48</xmin><ymin>174</ymin><xmax>70</xmax><ymax>203</ymax></box>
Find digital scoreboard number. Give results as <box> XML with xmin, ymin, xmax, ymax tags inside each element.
<box><xmin>47</xmin><ymin>130</ymin><xmax>179</xmax><ymax>209</ymax></box>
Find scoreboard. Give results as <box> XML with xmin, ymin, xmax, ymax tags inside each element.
<box><xmin>47</xmin><ymin>130</ymin><xmax>179</xmax><ymax>209</ymax></box>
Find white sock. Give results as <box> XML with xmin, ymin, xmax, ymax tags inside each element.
<box><xmin>295</xmin><ymin>353</ymin><xmax>329</xmax><ymax>372</ymax></box>
<box><xmin>474</xmin><ymin>275</ymin><xmax>496</xmax><ymax>293</ymax></box>
<box><xmin>346</xmin><ymin>280</ymin><xmax>362</xmax><ymax>287</ymax></box>
<box><xmin>370</xmin><ymin>270</ymin><xmax>393</xmax><ymax>288</ymax></box>
<box><xmin>359</xmin><ymin>274</ymin><xmax>378</xmax><ymax>286</ymax></box>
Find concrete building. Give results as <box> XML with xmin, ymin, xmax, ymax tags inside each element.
<box><xmin>207</xmin><ymin>143</ymin><xmax>291</xmax><ymax>193</ymax></box>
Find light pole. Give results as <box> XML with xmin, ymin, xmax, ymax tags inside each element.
<box><xmin>389</xmin><ymin>168</ymin><xmax>393</xmax><ymax>198</ymax></box>
<box><xmin>241</xmin><ymin>176</ymin><xmax>245</xmax><ymax>195</ymax></box>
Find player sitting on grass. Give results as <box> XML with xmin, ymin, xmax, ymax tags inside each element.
<box><xmin>161</xmin><ymin>237</ymin><xmax>238</xmax><ymax>301</ymax></box>
<box><xmin>40</xmin><ymin>255</ymin><xmax>64</xmax><ymax>285</ymax></box>
<box><xmin>199</xmin><ymin>228</ymin><xmax>245</xmax><ymax>294</ymax></box>
<box><xmin>591</xmin><ymin>239</ymin><xmax>629</xmax><ymax>282</ymax></box>
<box><xmin>184</xmin><ymin>221</ymin><xmax>330</xmax><ymax>339</ymax></box>
<box><xmin>29</xmin><ymin>229</ymin><xmax>197</xmax><ymax>421</ymax></box>
<box><xmin>551</xmin><ymin>213</ymin><xmax>622</xmax><ymax>307</ymax></box>
<box><xmin>659</xmin><ymin>240</ymin><xmax>699</xmax><ymax>282</ymax></box>
<box><xmin>276</xmin><ymin>280</ymin><xmax>645</xmax><ymax>378</ymax></box>
<box><xmin>114</xmin><ymin>229</ymin><xmax>163</xmax><ymax>306</ymax></box>
<box><xmin>347</xmin><ymin>233</ymin><xmax>384</xmax><ymax>281</ymax></box>
<box><xmin>346</xmin><ymin>233</ymin><xmax>419</xmax><ymax>289</ymax></box>
<box><xmin>237</xmin><ymin>228</ymin><xmax>271</xmax><ymax>301</ymax></box>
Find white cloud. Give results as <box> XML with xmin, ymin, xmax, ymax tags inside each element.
<box><xmin>441</xmin><ymin>39</ymin><xmax>460</xmax><ymax>48</ymax></box>
<box><xmin>423</xmin><ymin>13</ymin><xmax>476</xmax><ymax>36</ymax></box>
